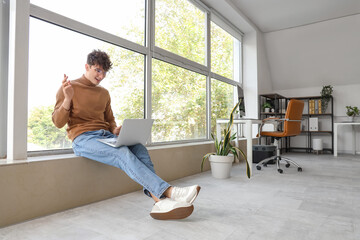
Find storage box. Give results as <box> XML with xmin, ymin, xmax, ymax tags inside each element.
<box><xmin>252</xmin><ymin>145</ymin><xmax>276</xmax><ymax>163</ymax></box>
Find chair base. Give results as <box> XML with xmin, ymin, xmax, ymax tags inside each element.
<box><xmin>256</xmin><ymin>156</ymin><xmax>302</xmax><ymax>173</ymax></box>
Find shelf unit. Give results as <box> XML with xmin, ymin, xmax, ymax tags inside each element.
<box><xmin>259</xmin><ymin>94</ymin><xmax>334</xmax><ymax>154</ymax></box>
<box><xmin>286</xmin><ymin>96</ymin><xmax>333</xmax><ymax>154</ymax></box>
<box><xmin>258</xmin><ymin>94</ymin><xmax>287</xmax><ymax>147</ymax></box>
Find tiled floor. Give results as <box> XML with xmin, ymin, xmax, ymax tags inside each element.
<box><xmin>1</xmin><ymin>153</ymin><xmax>360</xmax><ymax>240</ymax></box>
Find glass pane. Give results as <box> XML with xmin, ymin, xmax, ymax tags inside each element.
<box><xmin>152</xmin><ymin>59</ymin><xmax>206</xmax><ymax>142</ymax></box>
<box><xmin>30</xmin><ymin>0</ymin><xmax>145</xmax><ymax>45</ymax></box>
<box><xmin>211</xmin><ymin>79</ymin><xmax>235</xmax><ymax>135</ymax></box>
<box><xmin>155</xmin><ymin>0</ymin><xmax>205</xmax><ymax>65</ymax></box>
<box><xmin>28</xmin><ymin>18</ymin><xmax>144</xmax><ymax>151</ymax></box>
<box><xmin>211</xmin><ymin>22</ymin><xmax>236</xmax><ymax>80</ymax></box>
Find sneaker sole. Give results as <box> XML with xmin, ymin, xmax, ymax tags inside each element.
<box><xmin>150</xmin><ymin>205</ymin><xmax>194</xmax><ymax>220</ymax></box>
<box><xmin>189</xmin><ymin>186</ymin><xmax>201</xmax><ymax>204</ymax></box>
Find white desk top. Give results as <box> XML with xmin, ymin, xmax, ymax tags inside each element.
<box><xmin>334</xmin><ymin>122</ymin><xmax>360</xmax><ymax>125</ymax></box>
<box><xmin>217</xmin><ymin>118</ymin><xmax>261</xmax><ymax>124</ymax></box>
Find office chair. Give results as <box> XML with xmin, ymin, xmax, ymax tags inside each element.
<box><xmin>256</xmin><ymin>99</ymin><xmax>304</xmax><ymax>174</ymax></box>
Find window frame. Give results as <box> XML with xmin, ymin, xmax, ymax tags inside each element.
<box><xmin>6</xmin><ymin>0</ymin><xmax>244</xmax><ymax>159</ymax></box>
<box><xmin>0</xmin><ymin>0</ymin><xmax>10</xmax><ymax>159</ymax></box>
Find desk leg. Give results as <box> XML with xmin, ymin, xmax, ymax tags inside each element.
<box><xmin>245</xmin><ymin>122</ymin><xmax>253</xmax><ymax>176</ymax></box>
<box><xmin>353</xmin><ymin>125</ymin><xmax>356</xmax><ymax>155</ymax></box>
<box><xmin>334</xmin><ymin>124</ymin><xmax>338</xmax><ymax>157</ymax></box>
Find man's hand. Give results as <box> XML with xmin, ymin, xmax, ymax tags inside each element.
<box><xmin>62</xmin><ymin>74</ymin><xmax>74</xmax><ymax>110</ymax></box>
<box><xmin>113</xmin><ymin>125</ymin><xmax>122</xmax><ymax>136</ymax></box>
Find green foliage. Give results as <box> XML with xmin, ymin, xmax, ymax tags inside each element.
<box><xmin>262</xmin><ymin>102</ymin><xmax>272</xmax><ymax>110</ymax></box>
<box><xmin>346</xmin><ymin>106</ymin><xmax>359</xmax><ymax>117</ymax></box>
<box><xmin>28</xmin><ymin>105</ymin><xmax>71</xmax><ymax>149</ymax></box>
<box><xmin>201</xmin><ymin>100</ymin><xmax>250</xmax><ymax>179</ymax></box>
<box><xmin>320</xmin><ymin>85</ymin><xmax>333</xmax><ymax>99</ymax></box>
<box><xmin>320</xmin><ymin>85</ymin><xmax>333</xmax><ymax>111</ymax></box>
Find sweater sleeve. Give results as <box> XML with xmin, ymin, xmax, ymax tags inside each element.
<box><xmin>104</xmin><ymin>96</ymin><xmax>117</xmax><ymax>133</ymax></box>
<box><xmin>52</xmin><ymin>86</ymin><xmax>71</xmax><ymax>128</ymax></box>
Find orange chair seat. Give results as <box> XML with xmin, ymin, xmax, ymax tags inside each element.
<box><xmin>260</xmin><ymin>131</ymin><xmax>287</xmax><ymax>138</ymax></box>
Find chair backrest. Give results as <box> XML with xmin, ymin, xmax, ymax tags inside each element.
<box><xmin>283</xmin><ymin>99</ymin><xmax>305</xmax><ymax>136</ymax></box>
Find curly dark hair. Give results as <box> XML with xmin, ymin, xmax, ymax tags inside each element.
<box><xmin>87</xmin><ymin>49</ymin><xmax>113</xmax><ymax>72</ymax></box>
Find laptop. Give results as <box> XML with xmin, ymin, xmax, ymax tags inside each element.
<box><xmin>97</xmin><ymin>119</ymin><xmax>154</xmax><ymax>147</ymax></box>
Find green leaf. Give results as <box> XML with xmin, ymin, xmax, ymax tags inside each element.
<box><xmin>201</xmin><ymin>153</ymin><xmax>215</xmax><ymax>171</ymax></box>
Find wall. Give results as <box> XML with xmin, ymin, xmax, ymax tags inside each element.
<box><xmin>264</xmin><ymin>14</ymin><xmax>360</xmax><ymax>154</ymax></box>
<box><xmin>264</xmin><ymin>14</ymin><xmax>360</xmax><ymax>90</ymax></box>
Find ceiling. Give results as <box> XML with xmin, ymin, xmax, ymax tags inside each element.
<box><xmin>228</xmin><ymin>0</ymin><xmax>360</xmax><ymax>33</ymax></box>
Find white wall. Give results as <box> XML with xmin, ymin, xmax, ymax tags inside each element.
<box><xmin>264</xmin><ymin>14</ymin><xmax>360</xmax><ymax>154</ymax></box>
<box><xmin>264</xmin><ymin>14</ymin><xmax>360</xmax><ymax>90</ymax></box>
<box><xmin>256</xmin><ymin>32</ymin><xmax>272</xmax><ymax>95</ymax></box>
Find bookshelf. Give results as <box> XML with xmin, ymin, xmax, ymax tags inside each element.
<box><xmin>258</xmin><ymin>94</ymin><xmax>334</xmax><ymax>154</ymax></box>
<box><xmin>285</xmin><ymin>96</ymin><xmax>334</xmax><ymax>154</ymax></box>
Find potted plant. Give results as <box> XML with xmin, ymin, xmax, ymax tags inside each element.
<box><xmin>320</xmin><ymin>85</ymin><xmax>333</xmax><ymax>113</ymax></box>
<box><xmin>262</xmin><ymin>102</ymin><xmax>272</xmax><ymax>113</ymax></box>
<box><xmin>346</xmin><ymin>106</ymin><xmax>359</xmax><ymax>122</ymax></box>
<box><xmin>201</xmin><ymin>100</ymin><xmax>250</xmax><ymax>179</ymax></box>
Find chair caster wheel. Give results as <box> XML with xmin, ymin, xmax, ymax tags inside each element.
<box><xmin>278</xmin><ymin>169</ymin><xmax>283</xmax><ymax>174</ymax></box>
<box><xmin>256</xmin><ymin>165</ymin><xmax>261</xmax><ymax>170</ymax></box>
<box><xmin>285</xmin><ymin>163</ymin><xmax>290</xmax><ymax>168</ymax></box>
<box><xmin>298</xmin><ymin>167</ymin><xmax>302</xmax><ymax>172</ymax></box>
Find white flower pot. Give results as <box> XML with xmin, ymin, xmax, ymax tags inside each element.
<box><xmin>264</xmin><ymin>108</ymin><xmax>270</xmax><ymax>113</ymax></box>
<box><xmin>348</xmin><ymin>116</ymin><xmax>354</xmax><ymax>122</ymax></box>
<box><xmin>209</xmin><ymin>155</ymin><xmax>233</xmax><ymax>179</ymax></box>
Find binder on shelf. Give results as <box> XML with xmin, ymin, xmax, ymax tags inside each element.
<box><xmin>318</xmin><ymin>100</ymin><xmax>322</xmax><ymax>114</ymax></box>
<box><xmin>309</xmin><ymin>100</ymin><xmax>315</xmax><ymax>114</ymax></box>
<box><xmin>309</xmin><ymin>117</ymin><xmax>318</xmax><ymax>131</ymax></box>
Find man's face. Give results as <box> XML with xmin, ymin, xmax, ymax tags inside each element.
<box><xmin>85</xmin><ymin>64</ymin><xmax>107</xmax><ymax>85</ymax></box>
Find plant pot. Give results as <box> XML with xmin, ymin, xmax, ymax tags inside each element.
<box><xmin>348</xmin><ymin>116</ymin><xmax>354</xmax><ymax>122</ymax></box>
<box><xmin>264</xmin><ymin>108</ymin><xmax>270</xmax><ymax>113</ymax></box>
<box><xmin>209</xmin><ymin>155</ymin><xmax>233</xmax><ymax>179</ymax></box>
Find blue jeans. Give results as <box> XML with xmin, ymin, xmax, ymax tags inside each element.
<box><xmin>72</xmin><ymin>130</ymin><xmax>170</xmax><ymax>199</ymax></box>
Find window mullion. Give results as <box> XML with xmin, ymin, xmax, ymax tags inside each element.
<box><xmin>145</xmin><ymin>0</ymin><xmax>154</xmax><ymax>121</ymax></box>
<box><xmin>7</xmin><ymin>0</ymin><xmax>30</xmax><ymax>160</ymax></box>
<box><xmin>0</xmin><ymin>0</ymin><xmax>10</xmax><ymax>159</ymax></box>
<box><xmin>205</xmin><ymin>10</ymin><xmax>211</xmax><ymax>140</ymax></box>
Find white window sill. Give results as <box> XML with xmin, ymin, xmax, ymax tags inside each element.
<box><xmin>0</xmin><ymin>140</ymin><xmax>214</xmax><ymax>166</ymax></box>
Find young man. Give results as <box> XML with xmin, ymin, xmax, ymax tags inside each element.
<box><xmin>52</xmin><ymin>50</ymin><xmax>200</xmax><ymax>220</ymax></box>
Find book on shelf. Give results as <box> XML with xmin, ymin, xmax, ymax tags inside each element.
<box><xmin>318</xmin><ymin>99</ymin><xmax>322</xmax><ymax>114</ymax></box>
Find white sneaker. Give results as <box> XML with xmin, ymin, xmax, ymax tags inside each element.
<box><xmin>171</xmin><ymin>185</ymin><xmax>201</xmax><ymax>204</ymax></box>
<box><xmin>150</xmin><ymin>198</ymin><xmax>194</xmax><ymax>220</ymax></box>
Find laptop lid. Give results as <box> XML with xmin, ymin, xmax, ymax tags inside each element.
<box><xmin>115</xmin><ymin>119</ymin><xmax>154</xmax><ymax>147</ymax></box>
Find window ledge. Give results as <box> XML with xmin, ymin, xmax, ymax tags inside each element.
<box><xmin>0</xmin><ymin>140</ymin><xmax>214</xmax><ymax>166</ymax></box>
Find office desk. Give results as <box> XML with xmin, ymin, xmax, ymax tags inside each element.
<box><xmin>216</xmin><ymin>118</ymin><xmax>262</xmax><ymax>176</ymax></box>
<box><xmin>334</xmin><ymin>122</ymin><xmax>360</xmax><ymax>156</ymax></box>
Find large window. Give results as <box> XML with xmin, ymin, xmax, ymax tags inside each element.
<box><xmin>28</xmin><ymin>18</ymin><xmax>145</xmax><ymax>151</ymax></box>
<box><xmin>30</xmin><ymin>0</ymin><xmax>145</xmax><ymax>45</ymax></box>
<box><xmin>5</xmin><ymin>0</ymin><xmax>244</xmax><ymax>157</ymax></box>
<box><xmin>155</xmin><ymin>0</ymin><xmax>205</xmax><ymax>65</ymax></box>
<box><xmin>211</xmin><ymin>79</ymin><xmax>236</xmax><ymax>135</ymax></box>
<box><xmin>211</xmin><ymin>21</ymin><xmax>239</xmax><ymax>80</ymax></box>
<box><xmin>152</xmin><ymin>60</ymin><xmax>206</xmax><ymax>142</ymax></box>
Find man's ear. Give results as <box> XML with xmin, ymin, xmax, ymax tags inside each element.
<box><xmin>85</xmin><ymin>64</ymin><xmax>90</xmax><ymax>71</ymax></box>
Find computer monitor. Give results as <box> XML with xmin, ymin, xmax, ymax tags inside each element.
<box><xmin>237</xmin><ymin>85</ymin><xmax>245</xmax><ymax>116</ymax></box>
